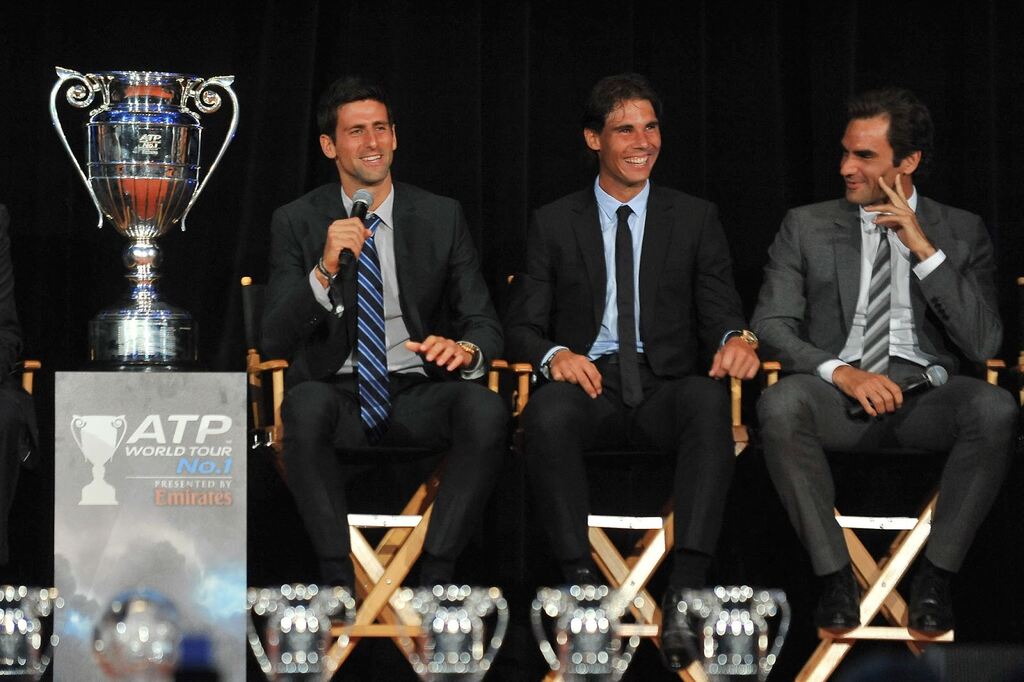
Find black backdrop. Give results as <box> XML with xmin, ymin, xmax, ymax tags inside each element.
<box><xmin>2</xmin><ymin>1</ymin><xmax>1023</xmax><ymax>680</ymax></box>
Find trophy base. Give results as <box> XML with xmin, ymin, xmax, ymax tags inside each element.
<box><xmin>89</xmin><ymin>302</ymin><xmax>197</xmax><ymax>369</ymax></box>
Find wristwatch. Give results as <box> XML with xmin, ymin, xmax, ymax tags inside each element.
<box><xmin>456</xmin><ymin>341</ymin><xmax>481</xmax><ymax>366</ymax></box>
<box><xmin>723</xmin><ymin>329</ymin><xmax>759</xmax><ymax>349</ymax></box>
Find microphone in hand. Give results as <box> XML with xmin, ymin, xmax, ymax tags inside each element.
<box><xmin>847</xmin><ymin>364</ymin><xmax>948</xmax><ymax>418</ymax></box>
<box><xmin>338</xmin><ymin>188</ymin><xmax>375</xmax><ymax>271</ymax></box>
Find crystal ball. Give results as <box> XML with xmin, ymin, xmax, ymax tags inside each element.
<box><xmin>93</xmin><ymin>589</ymin><xmax>181</xmax><ymax>678</ymax></box>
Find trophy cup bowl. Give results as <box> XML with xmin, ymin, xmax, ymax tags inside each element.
<box><xmin>50</xmin><ymin>67</ymin><xmax>239</xmax><ymax>369</ymax></box>
<box><xmin>93</xmin><ymin>589</ymin><xmax>182</xmax><ymax>679</ymax></box>
<box><xmin>667</xmin><ymin>586</ymin><xmax>790</xmax><ymax>681</ymax></box>
<box><xmin>246</xmin><ymin>584</ymin><xmax>356</xmax><ymax>680</ymax></box>
<box><xmin>394</xmin><ymin>584</ymin><xmax>509</xmax><ymax>680</ymax></box>
<box><xmin>531</xmin><ymin>584</ymin><xmax>639</xmax><ymax>682</ymax></box>
<box><xmin>0</xmin><ymin>585</ymin><xmax>62</xmax><ymax>680</ymax></box>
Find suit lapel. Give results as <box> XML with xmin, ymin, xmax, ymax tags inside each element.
<box><xmin>391</xmin><ymin>187</ymin><xmax>423</xmax><ymax>339</ymax></box>
<box><xmin>638</xmin><ymin>186</ymin><xmax>672</xmax><ymax>324</ymax></box>
<box><xmin>571</xmin><ymin>192</ymin><xmax>607</xmax><ymax>330</ymax></box>
<box><xmin>908</xmin><ymin>197</ymin><xmax>941</xmax><ymax>330</ymax></box>
<box><xmin>832</xmin><ymin>202</ymin><xmax>861</xmax><ymax>333</ymax></box>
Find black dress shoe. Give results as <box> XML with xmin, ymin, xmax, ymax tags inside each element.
<box><xmin>659</xmin><ymin>587</ymin><xmax>700</xmax><ymax>671</ymax></box>
<box><xmin>814</xmin><ymin>566</ymin><xmax>861</xmax><ymax>631</ymax></box>
<box><xmin>908</xmin><ymin>570</ymin><xmax>954</xmax><ymax>633</ymax></box>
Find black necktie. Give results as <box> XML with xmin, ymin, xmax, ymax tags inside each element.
<box><xmin>615</xmin><ymin>205</ymin><xmax>643</xmax><ymax>407</ymax></box>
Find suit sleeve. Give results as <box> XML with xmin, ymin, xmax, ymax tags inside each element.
<box><xmin>751</xmin><ymin>210</ymin><xmax>837</xmax><ymax>375</ymax></box>
<box><xmin>260</xmin><ymin>206</ymin><xmax>335</xmax><ymax>360</ymax></box>
<box><xmin>693</xmin><ymin>202</ymin><xmax>748</xmax><ymax>352</ymax></box>
<box><xmin>916</xmin><ymin>213</ymin><xmax>1002</xmax><ymax>362</ymax></box>
<box><xmin>503</xmin><ymin>211</ymin><xmax>560</xmax><ymax>369</ymax></box>
<box><xmin>443</xmin><ymin>203</ymin><xmax>503</xmax><ymax>363</ymax></box>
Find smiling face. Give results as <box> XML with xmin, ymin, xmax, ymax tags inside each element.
<box><xmin>319</xmin><ymin>99</ymin><xmax>397</xmax><ymax>199</ymax></box>
<box><xmin>840</xmin><ymin>115</ymin><xmax>919</xmax><ymax>206</ymax></box>
<box><xmin>584</xmin><ymin>98</ymin><xmax>661</xmax><ymax>202</ymax></box>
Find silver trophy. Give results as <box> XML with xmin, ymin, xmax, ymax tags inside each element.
<box><xmin>668</xmin><ymin>586</ymin><xmax>790</xmax><ymax>681</ymax></box>
<box><xmin>50</xmin><ymin>67</ymin><xmax>239</xmax><ymax>368</ymax></box>
<box><xmin>0</xmin><ymin>586</ymin><xmax>61</xmax><ymax>679</ymax></box>
<box><xmin>246</xmin><ymin>584</ymin><xmax>356</xmax><ymax>680</ymax></box>
<box><xmin>531</xmin><ymin>585</ymin><xmax>639</xmax><ymax>681</ymax></box>
<box><xmin>394</xmin><ymin>584</ymin><xmax>509</xmax><ymax>680</ymax></box>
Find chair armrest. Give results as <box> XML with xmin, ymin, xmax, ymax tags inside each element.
<box><xmin>762</xmin><ymin>361</ymin><xmax>782</xmax><ymax>387</ymax></box>
<box><xmin>488</xmin><ymin>360</ymin><xmax>534</xmax><ymax>417</ymax></box>
<box><xmin>18</xmin><ymin>360</ymin><xmax>40</xmax><ymax>395</ymax></box>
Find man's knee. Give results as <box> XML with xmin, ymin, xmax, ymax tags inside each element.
<box><xmin>757</xmin><ymin>376</ymin><xmax>820</xmax><ymax>441</ymax></box>
<box><xmin>958</xmin><ymin>381</ymin><xmax>1018</xmax><ymax>443</ymax></box>
<box><xmin>521</xmin><ymin>383</ymin><xmax>588</xmax><ymax>437</ymax></box>
<box><xmin>452</xmin><ymin>383</ymin><xmax>508</xmax><ymax>431</ymax></box>
<box><xmin>281</xmin><ymin>381</ymin><xmax>339</xmax><ymax>437</ymax></box>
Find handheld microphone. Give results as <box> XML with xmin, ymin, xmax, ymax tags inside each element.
<box><xmin>339</xmin><ymin>188</ymin><xmax>375</xmax><ymax>270</ymax></box>
<box><xmin>847</xmin><ymin>364</ymin><xmax>948</xmax><ymax>418</ymax></box>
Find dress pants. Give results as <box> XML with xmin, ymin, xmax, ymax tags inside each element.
<box><xmin>757</xmin><ymin>363</ymin><xmax>1017</xmax><ymax>576</ymax></box>
<box><xmin>521</xmin><ymin>354</ymin><xmax>736</xmax><ymax>566</ymax></box>
<box><xmin>0</xmin><ymin>383</ymin><xmax>33</xmax><ymax>565</ymax></box>
<box><xmin>281</xmin><ymin>372</ymin><xmax>508</xmax><ymax>583</ymax></box>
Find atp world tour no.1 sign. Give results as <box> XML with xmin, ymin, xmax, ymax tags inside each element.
<box><xmin>54</xmin><ymin>372</ymin><xmax>246</xmax><ymax>680</ymax></box>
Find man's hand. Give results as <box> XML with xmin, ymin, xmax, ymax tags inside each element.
<box><xmin>832</xmin><ymin>365</ymin><xmax>903</xmax><ymax>417</ymax></box>
<box><xmin>405</xmin><ymin>336</ymin><xmax>474</xmax><ymax>372</ymax></box>
<box><xmin>548</xmin><ymin>350</ymin><xmax>603</xmax><ymax>399</ymax></box>
<box><xmin>709</xmin><ymin>337</ymin><xmax>760</xmax><ymax>380</ymax></box>
<box><xmin>317</xmin><ymin>217</ymin><xmax>373</xmax><ymax>286</ymax></box>
<box><xmin>865</xmin><ymin>174</ymin><xmax>936</xmax><ymax>261</ymax></box>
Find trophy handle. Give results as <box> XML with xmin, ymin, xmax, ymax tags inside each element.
<box><xmin>761</xmin><ymin>590</ymin><xmax>791</xmax><ymax>680</ymax></box>
<box><xmin>49</xmin><ymin>67</ymin><xmax>106</xmax><ymax>229</ymax></box>
<box><xmin>178</xmin><ymin>75</ymin><xmax>239</xmax><ymax>232</ymax></box>
<box><xmin>529</xmin><ymin>592</ymin><xmax>564</xmax><ymax>671</ymax></box>
<box><xmin>479</xmin><ymin>595</ymin><xmax>510</xmax><ymax>675</ymax></box>
<box><xmin>69</xmin><ymin>416</ymin><xmax>85</xmax><ymax>452</ymax></box>
<box><xmin>112</xmin><ymin>416</ymin><xmax>128</xmax><ymax>450</ymax></box>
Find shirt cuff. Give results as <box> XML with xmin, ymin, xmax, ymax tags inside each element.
<box><xmin>458</xmin><ymin>341</ymin><xmax>486</xmax><ymax>380</ymax></box>
<box><xmin>912</xmin><ymin>249</ymin><xmax>946</xmax><ymax>279</ymax></box>
<box><xmin>539</xmin><ymin>345</ymin><xmax>570</xmax><ymax>380</ymax></box>
<box><xmin>719</xmin><ymin>330</ymin><xmax>742</xmax><ymax>348</ymax></box>
<box><xmin>309</xmin><ymin>268</ymin><xmax>342</xmax><ymax>314</ymax></box>
<box><xmin>817</xmin><ymin>359</ymin><xmax>850</xmax><ymax>385</ymax></box>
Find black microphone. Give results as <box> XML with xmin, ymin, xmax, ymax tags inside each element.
<box><xmin>847</xmin><ymin>364</ymin><xmax>948</xmax><ymax>418</ymax></box>
<box><xmin>338</xmin><ymin>188</ymin><xmax>375</xmax><ymax>270</ymax></box>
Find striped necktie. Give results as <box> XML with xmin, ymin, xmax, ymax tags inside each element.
<box><xmin>860</xmin><ymin>231</ymin><xmax>892</xmax><ymax>375</ymax></box>
<box><xmin>356</xmin><ymin>214</ymin><xmax>391</xmax><ymax>442</ymax></box>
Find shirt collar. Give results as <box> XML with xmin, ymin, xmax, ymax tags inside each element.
<box><xmin>341</xmin><ymin>185</ymin><xmax>396</xmax><ymax>230</ymax></box>
<box><xmin>858</xmin><ymin>186</ymin><xmax>919</xmax><ymax>234</ymax></box>
<box><xmin>594</xmin><ymin>177</ymin><xmax>650</xmax><ymax>230</ymax></box>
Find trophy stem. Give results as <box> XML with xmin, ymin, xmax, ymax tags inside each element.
<box><xmin>88</xmin><ymin>239</ymin><xmax>197</xmax><ymax>370</ymax></box>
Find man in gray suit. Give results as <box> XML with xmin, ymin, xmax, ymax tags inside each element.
<box><xmin>752</xmin><ymin>88</ymin><xmax>1016</xmax><ymax>633</ymax></box>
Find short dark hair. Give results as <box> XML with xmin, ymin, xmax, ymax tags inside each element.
<box><xmin>316</xmin><ymin>76</ymin><xmax>394</xmax><ymax>138</ymax></box>
<box><xmin>847</xmin><ymin>87</ymin><xmax>934</xmax><ymax>176</ymax></box>
<box><xmin>582</xmin><ymin>73</ymin><xmax>663</xmax><ymax>132</ymax></box>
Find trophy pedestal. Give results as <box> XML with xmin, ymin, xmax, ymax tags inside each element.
<box><xmin>89</xmin><ymin>301</ymin><xmax>197</xmax><ymax>370</ymax></box>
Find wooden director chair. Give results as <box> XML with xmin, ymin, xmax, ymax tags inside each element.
<box><xmin>242</xmin><ymin>277</ymin><xmax>474</xmax><ymax>676</ymax></box>
<box><xmin>759</xmin><ymin>360</ymin><xmax>1006</xmax><ymax>682</ymax></box>
<box><xmin>491</xmin><ymin>360</ymin><xmax>750</xmax><ymax>682</ymax></box>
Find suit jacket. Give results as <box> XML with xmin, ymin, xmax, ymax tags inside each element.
<box><xmin>504</xmin><ymin>185</ymin><xmax>747</xmax><ymax>376</ymax></box>
<box><xmin>261</xmin><ymin>182</ymin><xmax>502</xmax><ymax>387</ymax></box>
<box><xmin>750</xmin><ymin>197</ymin><xmax>1002</xmax><ymax>376</ymax></box>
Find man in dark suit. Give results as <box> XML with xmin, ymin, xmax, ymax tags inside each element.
<box><xmin>262</xmin><ymin>77</ymin><xmax>506</xmax><ymax>588</ymax></box>
<box><xmin>504</xmin><ymin>73</ymin><xmax>759</xmax><ymax>670</ymax></box>
<box><xmin>752</xmin><ymin>88</ymin><xmax>1016</xmax><ymax>633</ymax></box>
<box><xmin>0</xmin><ymin>204</ymin><xmax>37</xmax><ymax>566</ymax></box>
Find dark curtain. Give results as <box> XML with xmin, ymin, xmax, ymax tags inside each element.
<box><xmin>2</xmin><ymin>1</ymin><xmax>1023</xmax><ymax>679</ymax></box>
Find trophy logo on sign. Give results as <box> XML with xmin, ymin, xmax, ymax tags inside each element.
<box><xmin>70</xmin><ymin>415</ymin><xmax>127</xmax><ymax>506</ymax></box>
<box><xmin>50</xmin><ymin>67</ymin><xmax>239</xmax><ymax>368</ymax></box>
